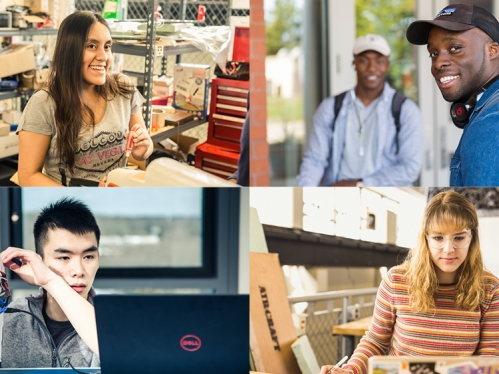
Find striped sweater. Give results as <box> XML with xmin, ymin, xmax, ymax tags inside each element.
<box><xmin>342</xmin><ymin>265</ymin><xmax>499</xmax><ymax>374</ymax></box>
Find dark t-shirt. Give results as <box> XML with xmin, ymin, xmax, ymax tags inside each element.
<box><xmin>42</xmin><ymin>308</ymin><xmax>75</xmax><ymax>347</ymax></box>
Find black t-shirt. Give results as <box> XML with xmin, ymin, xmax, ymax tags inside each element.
<box><xmin>42</xmin><ymin>308</ymin><xmax>75</xmax><ymax>347</ymax></box>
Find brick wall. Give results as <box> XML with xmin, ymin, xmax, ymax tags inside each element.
<box><xmin>250</xmin><ymin>0</ymin><xmax>270</xmax><ymax>186</ymax></box>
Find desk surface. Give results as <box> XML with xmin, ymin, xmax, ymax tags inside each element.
<box><xmin>333</xmin><ymin>316</ymin><xmax>372</xmax><ymax>336</ymax></box>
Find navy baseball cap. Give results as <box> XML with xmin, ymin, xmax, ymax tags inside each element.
<box><xmin>406</xmin><ymin>3</ymin><xmax>499</xmax><ymax>45</ymax></box>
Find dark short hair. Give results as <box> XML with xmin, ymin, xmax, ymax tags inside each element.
<box><xmin>33</xmin><ymin>197</ymin><xmax>100</xmax><ymax>257</ymax></box>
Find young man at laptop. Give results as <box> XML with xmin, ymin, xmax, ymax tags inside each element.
<box><xmin>0</xmin><ymin>197</ymin><xmax>100</xmax><ymax>368</ymax></box>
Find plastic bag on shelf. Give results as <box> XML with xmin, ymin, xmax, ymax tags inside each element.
<box><xmin>157</xmin><ymin>35</ymin><xmax>176</xmax><ymax>47</ymax></box>
<box><xmin>177</xmin><ymin>26</ymin><xmax>231</xmax><ymax>72</ymax></box>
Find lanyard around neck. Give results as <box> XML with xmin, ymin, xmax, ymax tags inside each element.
<box><xmin>350</xmin><ymin>90</ymin><xmax>379</xmax><ymax>156</ymax></box>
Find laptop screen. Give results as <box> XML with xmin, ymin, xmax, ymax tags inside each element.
<box><xmin>0</xmin><ymin>369</ymin><xmax>99</xmax><ymax>373</ymax></box>
<box><xmin>94</xmin><ymin>294</ymin><xmax>249</xmax><ymax>374</ymax></box>
<box><xmin>368</xmin><ymin>356</ymin><xmax>499</xmax><ymax>374</ymax></box>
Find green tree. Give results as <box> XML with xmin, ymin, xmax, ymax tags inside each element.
<box><xmin>265</xmin><ymin>0</ymin><xmax>302</xmax><ymax>56</ymax></box>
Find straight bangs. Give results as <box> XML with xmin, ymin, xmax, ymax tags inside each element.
<box><xmin>424</xmin><ymin>202</ymin><xmax>477</xmax><ymax>236</ymax></box>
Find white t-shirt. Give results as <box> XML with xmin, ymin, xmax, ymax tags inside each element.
<box><xmin>17</xmin><ymin>78</ymin><xmax>145</xmax><ymax>185</ymax></box>
<box><xmin>338</xmin><ymin>94</ymin><xmax>379</xmax><ymax>180</ymax></box>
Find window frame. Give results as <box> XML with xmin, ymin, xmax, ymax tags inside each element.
<box><xmin>5</xmin><ymin>188</ymin><xmax>232</xmax><ymax>279</ymax></box>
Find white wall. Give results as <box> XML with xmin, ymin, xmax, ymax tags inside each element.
<box><xmin>327</xmin><ymin>0</ymin><xmax>356</xmax><ymax>95</ymax></box>
<box><xmin>266</xmin><ymin>48</ymin><xmax>303</xmax><ymax>99</ymax></box>
<box><xmin>478</xmin><ymin>216</ymin><xmax>499</xmax><ymax>278</ymax></box>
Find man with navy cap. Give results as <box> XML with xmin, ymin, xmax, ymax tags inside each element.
<box><xmin>298</xmin><ymin>34</ymin><xmax>423</xmax><ymax>187</ymax></box>
<box><xmin>407</xmin><ymin>4</ymin><xmax>499</xmax><ymax>186</ymax></box>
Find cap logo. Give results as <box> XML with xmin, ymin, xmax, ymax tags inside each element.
<box><xmin>435</xmin><ymin>7</ymin><xmax>456</xmax><ymax>18</ymax></box>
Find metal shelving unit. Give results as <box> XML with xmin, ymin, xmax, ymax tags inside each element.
<box><xmin>114</xmin><ymin>30</ymin><xmax>208</xmax><ymax>144</ymax></box>
<box><xmin>110</xmin><ymin>0</ymin><xmax>205</xmax><ymax>136</ymax></box>
<box><xmin>0</xmin><ymin>28</ymin><xmax>58</xmax><ymax>37</ymax></box>
<box><xmin>112</xmin><ymin>42</ymin><xmax>200</xmax><ymax>57</ymax></box>
<box><xmin>0</xmin><ymin>27</ymin><xmax>55</xmax><ymax>104</ymax></box>
<box><xmin>150</xmin><ymin>118</ymin><xmax>206</xmax><ymax>144</ymax></box>
<box><xmin>0</xmin><ymin>91</ymin><xmax>21</xmax><ymax>101</ymax></box>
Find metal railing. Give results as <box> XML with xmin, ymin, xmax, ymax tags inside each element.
<box><xmin>288</xmin><ymin>287</ymin><xmax>378</xmax><ymax>366</ymax></box>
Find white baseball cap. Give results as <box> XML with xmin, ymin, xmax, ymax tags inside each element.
<box><xmin>353</xmin><ymin>34</ymin><xmax>391</xmax><ymax>56</ymax></box>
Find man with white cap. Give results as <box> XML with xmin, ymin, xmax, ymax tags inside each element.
<box><xmin>407</xmin><ymin>4</ymin><xmax>499</xmax><ymax>186</ymax></box>
<box><xmin>298</xmin><ymin>34</ymin><xmax>423</xmax><ymax>186</ymax></box>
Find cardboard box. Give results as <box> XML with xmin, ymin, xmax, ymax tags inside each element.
<box><xmin>2</xmin><ymin>110</ymin><xmax>22</xmax><ymax>125</ymax></box>
<box><xmin>173</xmin><ymin>63</ymin><xmax>210</xmax><ymax>118</ymax></box>
<box><xmin>0</xmin><ymin>122</ymin><xmax>10</xmax><ymax>137</ymax></box>
<box><xmin>0</xmin><ymin>44</ymin><xmax>36</xmax><ymax>79</ymax></box>
<box><xmin>0</xmin><ymin>132</ymin><xmax>19</xmax><ymax>159</ymax></box>
<box><xmin>24</xmin><ymin>0</ymin><xmax>51</xmax><ymax>15</ymax></box>
<box><xmin>171</xmin><ymin>134</ymin><xmax>200</xmax><ymax>155</ymax></box>
<box><xmin>250</xmin><ymin>252</ymin><xmax>301</xmax><ymax>374</ymax></box>
<box><xmin>154</xmin><ymin>134</ymin><xmax>200</xmax><ymax>163</ymax></box>
<box><xmin>153</xmin><ymin>76</ymin><xmax>173</xmax><ymax>97</ymax></box>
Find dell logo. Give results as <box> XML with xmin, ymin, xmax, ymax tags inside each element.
<box><xmin>180</xmin><ymin>335</ymin><xmax>202</xmax><ymax>352</ymax></box>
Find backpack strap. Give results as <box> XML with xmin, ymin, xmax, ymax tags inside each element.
<box><xmin>391</xmin><ymin>91</ymin><xmax>407</xmax><ymax>155</ymax></box>
<box><xmin>332</xmin><ymin>90</ymin><xmax>407</xmax><ymax>154</ymax></box>
<box><xmin>332</xmin><ymin>91</ymin><xmax>347</xmax><ymax>132</ymax></box>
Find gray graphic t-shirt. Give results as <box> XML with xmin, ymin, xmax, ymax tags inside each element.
<box><xmin>17</xmin><ymin>81</ymin><xmax>145</xmax><ymax>185</ymax></box>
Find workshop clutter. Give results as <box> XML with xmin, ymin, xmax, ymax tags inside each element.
<box><xmin>151</xmin><ymin>105</ymin><xmax>175</xmax><ymax>132</ymax></box>
<box><xmin>173</xmin><ymin>63</ymin><xmax>210</xmax><ymax>119</ymax></box>
<box><xmin>0</xmin><ymin>44</ymin><xmax>36</xmax><ymax>79</ymax></box>
<box><xmin>4</xmin><ymin>3</ymin><xmax>55</xmax><ymax>28</ymax></box>
<box><xmin>153</xmin><ymin>75</ymin><xmax>174</xmax><ymax>98</ymax></box>
<box><xmin>20</xmin><ymin>68</ymin><xmax>49</xmax><ymax>90</ymax></box>
<box><xmin>194</xmin><ymin>77</ymin><xmax>248</xmax><ymax>178</ymax></box>
<box><xmin>154</xmin><ymin>134</ymin><xmax>200</xmax><ymax>164</ymax></box>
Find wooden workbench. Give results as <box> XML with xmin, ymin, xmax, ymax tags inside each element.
<box><xmin>332</xmin><ymin>316</ymin><xmax>372</xmax><ymax>336</ymax></box>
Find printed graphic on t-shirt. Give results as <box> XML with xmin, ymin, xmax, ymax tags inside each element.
<box><xmin>72</xmin><ymin>129</ymin><xmax>127</xmax><ymax>181</ymax></box>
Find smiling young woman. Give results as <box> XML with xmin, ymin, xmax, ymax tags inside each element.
<box><xmin>320</xmin><ymin>190</ymin><xmax>499</xmax><ymax>374</ymax></box>
<box><xmin>16</xmin><ymin>11</ymin><xmax>153</xmax><ymax>187</ymax></box>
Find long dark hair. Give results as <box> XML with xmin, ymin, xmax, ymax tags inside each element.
<box><xmin>46</xmin><ymin>11</ymin><xmax>135</xmax><ymax>174</ymax></box>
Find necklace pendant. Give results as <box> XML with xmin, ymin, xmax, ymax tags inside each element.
<box><xmin>359</xmin><ymin>145</ymin><xmax>364</xmax><ymax>157</ymax></box>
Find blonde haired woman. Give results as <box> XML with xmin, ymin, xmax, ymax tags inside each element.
<box><xmin>320</xmin><ymin>190</ymin><xmax>499</xmax><ymax>374</ymax></box>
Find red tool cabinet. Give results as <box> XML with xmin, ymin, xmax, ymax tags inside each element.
<box><xmin>195</xmin><ymin>78</ymin><xmax>249</xmax><ymax>178</ymax></box>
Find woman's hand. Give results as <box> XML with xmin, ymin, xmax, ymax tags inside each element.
<box><xmin>128</xmin><ymin>124</ymin><xmax>153</xmax><ymax>161</ymax></box>
<box><xmin>319</xmin><ymin>366</ymin><xmax>351</xmax><ymax>374</ymax></box>
<box><xmin>1</xmin><ymin>247</ymin><xmax>56</xmax><ymax>287</ymax></box>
